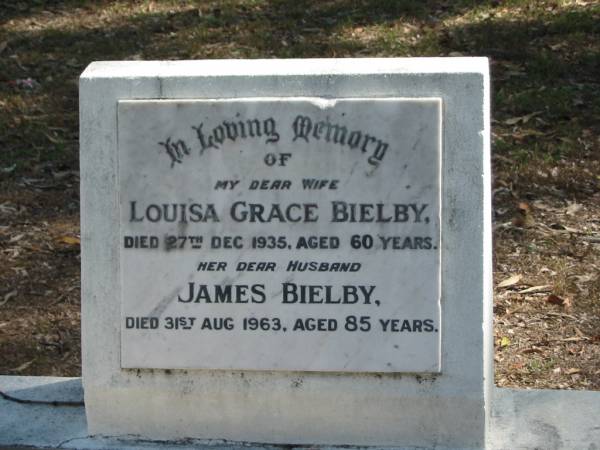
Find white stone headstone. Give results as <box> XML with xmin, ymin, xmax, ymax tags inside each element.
<box><xmin>118</xmin><ymin>97</ymin><xmax>441</xmax><ymax>373</ymax></box>
<box><xmin>80</xmin><ymin>58</ymin><xmax>491</xmax><ymax>449</ymax></box>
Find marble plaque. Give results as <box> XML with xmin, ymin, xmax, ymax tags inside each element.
<box><xmin>118</xmin><ymin>98</ymin><xmax>441</xmax><ymax>372</ymax></box>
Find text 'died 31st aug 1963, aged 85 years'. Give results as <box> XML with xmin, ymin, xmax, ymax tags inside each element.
<box><xmin>118</xmin><ymin>98</ymin><xmax>442</xmax><ymax>373</ymax></box>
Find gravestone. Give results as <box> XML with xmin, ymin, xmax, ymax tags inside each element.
<box><xmin>80</xmin><ymin>58</ymin><xmax>491</xmax><ymax>449</ymax></box>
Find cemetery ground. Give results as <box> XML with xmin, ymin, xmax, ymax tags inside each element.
<box><xmin>0</xmin><ymin>0</ymin><xmax>598</xmax><ymax>390</ymax></box>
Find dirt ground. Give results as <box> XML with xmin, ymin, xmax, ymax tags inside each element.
<box><xmin>492</xmin><ymin>179</ymin><xmax>600</xmax><ymax>389</ymax></box>
<box><xmin>2</xmin><ymin>169</ymin><xmax>599</xmax><ymax>388</ymax></box>
<box><xmin>0</xmin><ymin>0</ymin><xmax>599</xmax><ymax>389</ymax></box>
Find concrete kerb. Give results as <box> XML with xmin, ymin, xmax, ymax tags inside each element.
<box><xmin>1</xmin><ymin>376</ymin><xmax>600</xmax><ymax>450</ymax></box>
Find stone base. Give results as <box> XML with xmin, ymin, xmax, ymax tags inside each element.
<box><xmin>1</xmin><ymin>376</ymin><xmax>599</xmax><ymax>450</ymax></box>
<box><xmin>79</xmin><ymin>58</ymin><xmax>493</xmax><ymax>449</ymax></box>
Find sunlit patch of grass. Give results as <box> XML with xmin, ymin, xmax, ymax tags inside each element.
<box><xmin>1</xmin><ymin>0</ymin><xmax>597</xmax><ymax>175</ymax></box>
<box><xmin>527</xmin><ymin>357</ymin><xmax>556</xmax><ymax>375</ymax></box>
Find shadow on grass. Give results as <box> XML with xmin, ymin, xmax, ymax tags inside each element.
<box><xmin>0</xmin><ymin>1</ymin><xmax>598</xmax><ymax>177</ymax></box>
<box><xmin>0</xmin><ymin>0</ymin><xmax>98</xmax><ymax>25</ymax></box>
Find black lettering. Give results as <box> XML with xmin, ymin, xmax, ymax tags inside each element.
<box><xmin>292</xmin><ymin>115</ymin><xmax>312</xmax><ymax>142</ymax></box>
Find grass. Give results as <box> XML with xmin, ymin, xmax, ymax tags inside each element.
<box><xmin>1</xmin><ymin>1</ymin><xmax>598</xmax><ymax>177</ymax></box>
<box><xmin>0</xmin><ymin>0</ymin><xmax>599</xmax><ymax>388</ymax></box>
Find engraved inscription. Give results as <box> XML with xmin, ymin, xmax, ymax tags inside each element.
<box><xmin>118</xmin><ymin>98</ymin><xmax>442</xmax><ymax>372</ymax></box>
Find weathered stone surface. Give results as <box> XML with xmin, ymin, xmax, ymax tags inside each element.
<box><xmin>79</xmin><ymin>58</ymin><xmax>491</xmax><ymax>448</ymax></box>
<box><xmin>2</xmin><ymin>377</ymin><xmax>600</xmax><ymax>449</ymax></box>
<box><xmin>118</xmin><ymin>97</ymin><xmax>441</xmax><ymax>372</ymax></box>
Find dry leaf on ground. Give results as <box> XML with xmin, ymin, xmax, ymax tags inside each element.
<box><xmin>518</xmin><ymin>285</ymin><xmax>553</xmax><ymax>294</ymax></box>
<box><xmin>547</xmin><ymin>294</ymin><xmax>572</xmax><ymax>308</ymax></box>
<box><xmin>0</xmin><ymin>290</ymin><xmax>17</xmax><ymax>306</ymax></box>
<box><xmin>11</xmin><ymin>359</ymin><xmax>34</xmax><ymax>372</ymax></box>
<box><xmin>513</xmin><ymin>202</ymin><xmax>535</xmax><ymax>227</ymax></box>
<box><xmin>498</xmin><ymin>274</ymin><xmax>523</xmax><ymax>288</ymax></box>
<box><xmin>566</xmin><ymin>202</ymin><xmax>583</xmax><ymax>216</ymax></box>
<box><xmin>59</xmin><ymin>236</ymin><xmax>80</xmax><ymax>245</ymax></box>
